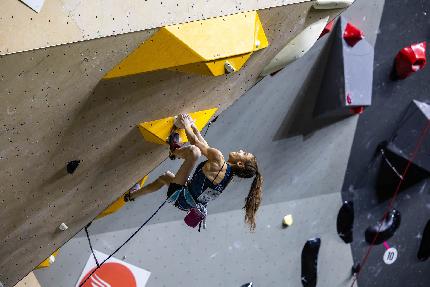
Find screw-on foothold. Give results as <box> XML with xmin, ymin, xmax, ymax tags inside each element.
<box><xmin>122</xmin><ymin>255</ymin><xmax>127</xmax><ymax>260</ymax></box>
<box><xmin>282</xmin><ymin>214</ymin><xmax>294</xmax><ymax>227</ymax></box>
<box><xmin>224</xmin><ymin>61</ymin><xmax>236</xmax><ymax>73</ymax></box>
<box><xmin>255</xmin><ymin>40</ymin><xmax>261</xmax><ymax>48</ymax></box>
<box><xmin>49</xmin><ymin>255</ymin><xmax>56</xmax><ymax>264</ymax></box>
<box><xmin>59</xmin><ymin>223</ymin><xmax>68</xmax><ymax>231</ymax></box>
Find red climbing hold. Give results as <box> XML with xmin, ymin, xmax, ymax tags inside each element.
<box><xmin>343</xmin><ymin>22</ymin><xmax>364</xmax><ymax>47</ymax></box>
<box><xmin>395</xmin><ymin>42</ymin><xmax>427</xmax><ymax>79</ymax></box>
<box><xmin>350</xmin><ymin>106</ymin><xmax>365</xmax><ymax>115</ymax></box>
<box><xmin>319</xmin><ymin>20</ymin><xmax>335</xmax><ymax>39</ymax></box>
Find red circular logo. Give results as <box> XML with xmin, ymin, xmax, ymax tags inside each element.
<box><xmin>79</xmin><ymin>262</ymin><xmax>137</xmax><ymax>287</ymax></box>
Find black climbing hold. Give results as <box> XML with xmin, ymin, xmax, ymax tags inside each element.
<box><xmin>66</xmin><ymin>160</ymin><xmax>81</xmax><ymax>174</ymax></box>
<box><xmin>337</xmin><ymin>201</ymin><xmax>354</xmax><ymax>243</ymax></box>
<box><xmin>301</xmin><ymin>237</ymin><xmax>321</xmax><ymax>287</ymax></box>
<box><xmin>376</xmin><ymin>147</ymin><xmax>429</xmax><ymax>201</ymax></box>
<box><xmin>365</xmin><ymin>209</ymin><xmax>401</xmax><ymax>245</ymax></box>
<box><xmin>376</xmin><ymin>100</ymin><xmax>430</xmax><ymax>201</ymax></box>
<box><xmin>417</xmin><ymin>219</ymin><xmax>430</xmax><ymax>261</ymax></box>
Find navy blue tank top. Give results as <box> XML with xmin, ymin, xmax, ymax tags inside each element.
<box><xmin>188</xmin><ymin>161</ymin><xmax>233</xmax><ymax>204</ymax></box>
<box><xmin>171</xmin><ymin>161</ymin><xmax>233</xmax><ymax>210</ymax></box>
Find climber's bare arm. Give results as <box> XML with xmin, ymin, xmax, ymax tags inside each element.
<box><xmin>191</xmin><ymin>124</ymin><xmax>209</xmax><ymax>146</ymax></box>
<box><xmin>179</xmin><ymin>114</ymin><xmax>223</xmax><ymax>162</ymax></box>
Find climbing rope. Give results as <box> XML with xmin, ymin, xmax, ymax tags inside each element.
<box><xmin>203</xmin><ymin>116</ymin><xmax>218</xmax><ymax>137</ymax></box>
<box><xmin>84</xmin><ymin>224</ymin><xmax>100</xmax><ymax>268</ymax></box>
<box><xmin>80</xmin><ymin>198</ymin><xmax>169</xmax><ymax>287</ymax></box>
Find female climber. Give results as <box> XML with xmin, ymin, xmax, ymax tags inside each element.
<box><xmin>125</xmin><ymin>114</ymin><xmax>263</xmax><ymax>230</ymax></box>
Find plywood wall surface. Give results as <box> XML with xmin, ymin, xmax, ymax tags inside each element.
<box><xmin>0</xmin><ymin>0</ymin><xmax>312</xmax><ymax>55</ymax></box>
<box><xmin>0</xmin><ymin>3</ymin><xmax>340</xmax><ymax>286</ymax></box>
<box><xmin>13</xmin><ymin>272</ymin><xmax>41</xmax><ymax>287</ymax></box>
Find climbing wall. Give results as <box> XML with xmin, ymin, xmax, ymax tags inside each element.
<box><xmin>0</xmin><ymin>0</ymin><xmax>310</xmax><ymax>54</ymax></box>
<box><xmin>35</xmin><ymin>30</ymin><xmax>358</xmax><ymax>287</ymax></box>
<box><xmin>341</xmin><ymin>0</ymin><xmax>430</xmax><ymax>286</ymax></box>
<box><xmin>0</xmin><ymin>2</ymin><xmax>346</xmax><ymax>286</ymax></box>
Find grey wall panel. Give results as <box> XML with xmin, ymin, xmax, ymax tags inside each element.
<box><xmin>36</xmin><ymin>193</ymin><xmax>355</xmax><ymax>287</ymax></box>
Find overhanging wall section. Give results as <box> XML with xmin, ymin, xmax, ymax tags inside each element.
<box><xmin>0</xmin><ymin>3</ymin><xmax>342</xmax><ymax>286</ymax></box>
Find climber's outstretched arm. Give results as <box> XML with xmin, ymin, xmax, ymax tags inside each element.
<box><xmin>191</xmin><ymin>124</ymin><xmax>208</xmax><ymax>146</ymax></box>
<box><xmin>179</xmin><ymin>114</ymin><xmax>222</xmax><ymax>161</ymax></box>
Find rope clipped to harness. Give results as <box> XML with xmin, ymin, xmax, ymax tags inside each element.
<box><xmin>169</xmin><ymin>161</ymin><xmax>226</xmax><ymax>231</ymax></box>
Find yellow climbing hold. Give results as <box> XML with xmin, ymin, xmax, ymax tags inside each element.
<box><xmin>35</xmin><ymin>250</ymin><xmax>59</xmax><ymax>269</ymax></box>
<box><xmin>282</xmin><ymin>214</ymin><xmax>294</xmax><ymax>227</ymax></box>
<box><xmin>103</xmin><ymin>11</ymin><xmax>268</xmax><ymax>78</ymax></box>
<box><xmin>96</xmin><ymin>176</ymin><xmax>148</xmax><ymax>220</ymax></box>
<box><xmin>138</xmin><ymin>108</ymin><xmax>218</xmax><ymax>145</ymax></box>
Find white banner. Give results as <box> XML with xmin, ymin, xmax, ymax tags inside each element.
<box><xmin>76</xmin><ymin>250</ymin><xmax>151</xmax><ymax>287</ymax></box>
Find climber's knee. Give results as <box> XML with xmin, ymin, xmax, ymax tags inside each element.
<box><xmin>159</xmin><ymin>171</ymin><xmax>175</xmax><ymax>185</ymax></box>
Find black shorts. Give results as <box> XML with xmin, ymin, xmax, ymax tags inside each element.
<box><xmin>167</xmin><ymin>183</ymin><xmax>191</xmax><ymax>211</ymax></box>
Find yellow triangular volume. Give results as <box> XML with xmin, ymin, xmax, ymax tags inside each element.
<box><xmin>254</xmin><ymin>13</ymin><xmax>269</xmax><ymax>50</ymax></box>
<box><xmin>138</xmin><ymin>108</ymin><xmax>218</xmax><ymax>145</ymax></box>
<box><xmin>96</xmin><ymin>176</ymin><xmax>148</xmax><ymax>220</ymax></box>
<box><xmin>103</xmin><ymin>11</ymin><xmax>268</xmax><ymax>78</ymax></box>
<box><xmin>104</xmin><ymin>29</ymin><xmax>202</xmax><ymax>79</ymax></box>
<box><xmin>167</xmin><ymin>11</ymin><xmax>257</xmax><ymax>60</ymax></box>
<box><xmin>35</xmin><ymin>250</ymin><xmax>59</xmax><ymax>269</ymax></box>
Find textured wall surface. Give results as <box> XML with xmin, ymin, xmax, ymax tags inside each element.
<box><xmin>0</xmin><ymin>3</ymin><xmax>346</xmax><ymax>286</ymax></box>
<box><xmin>14</xmin><ymin>272</ymin><xmax>41</xmax><ymax>287</ymax></box>
<box><xmin>35</xmin><ymin>29</ymin><xmax>358</xmax><ymax>286</ymax></box>
<box><xmin>341</xmin><ymin>0</ymin><xmax>430</xmax><ymax>286</ymax></box>
<box><xmin>0</xmin><ymin>0</ymin><xmax>310</xmax><ymax>55</ymax></box>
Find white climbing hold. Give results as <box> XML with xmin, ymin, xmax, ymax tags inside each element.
<box><xmin>261</xmin><ymin>16</ymin><xmax>329</xmax><ymax>76</ymax></box>
<box><xmin>283</xmin><ymin>214</ymin><xmax>294</xmax><ymax>227</ymax></box>
<box><xmin>48</xmin><ymin>255</ymin><xmax>56</xmax><ymax>264</ymax></box>
<box><xmin>58</xmin><ymin>222</ymin><xmax>68</xmax><ymax>231</ymax></box>
<box><xmin>224</xmin><ymin>61</ymin><xmax>236</xmax><ymax>73</ymax></box>
<box><xmin>313</xmin><ymin>0</ymin><xmax>354</xmax><ymax>10</ymax></box>
<box><xmin>19</xmin><ymin>0</ymin><xmax>46</xmax><ymax>13</ymax></box>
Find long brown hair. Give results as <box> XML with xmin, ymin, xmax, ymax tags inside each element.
<box><xmin>232</xmin><ymin>156</ymin><xmax>263</xmax><ymax>231</ymax></box>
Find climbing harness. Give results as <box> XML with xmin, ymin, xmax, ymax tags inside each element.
<box><xmin>169</xmin><ymin>161</ymin><xmax>226</xmax><ymax>231</ymax></box>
